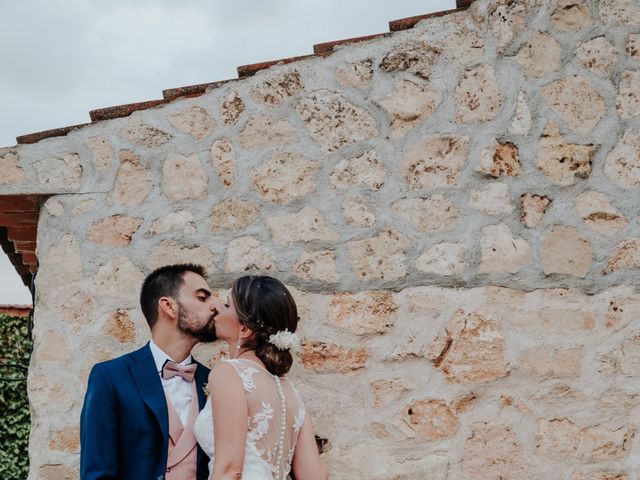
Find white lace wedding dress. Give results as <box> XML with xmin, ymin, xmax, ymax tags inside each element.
<box><xmin>194</xmin><ymin>358</ymin><xmax>306</xmax><ymax>480</ymax></box>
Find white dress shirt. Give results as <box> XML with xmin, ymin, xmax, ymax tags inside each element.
<box><xmin>149</xmin><ymin>339</ymin><xmax>194</xmax><ymax>425</ymax></box>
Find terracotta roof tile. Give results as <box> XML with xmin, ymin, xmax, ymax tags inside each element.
<box><xmin>389</xmin><ymin>8</ymin><xmax>467</xmax><ymax>31</ymax></box>
<box><xmin>313</xmin><ymin>33</ymin><xmax>391</xmax><ymax>56</ymax></box>
<box><xmin>16</xmin><ymin>123</ymin><xmax>91</xmax><ymax>145</ymax></box>
<box><xmin>237</xmin><ymin>54</ymin><xmax>315</xmax><ymax>78</ymax></box>
<box><xmin>0</xmin><ymin>305</ymin><xmax>31</xmax><ymax>317</ymax></box>
<box><xmin>163</xmin><ymin>79</ymin><xmax>239</xmax><ymax>101</ymax></box>
<box><xmin>90</xmin><ymin>99</ymin><xmax>168</xmax><ymax>122</ymax></box>
<box><xmin>12</xmin><ymin>3</ymin><xmax>477</xmax><ymax>146</ymax></box>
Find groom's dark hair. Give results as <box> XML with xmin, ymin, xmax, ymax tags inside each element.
<box><xmin>140</xmin><ymin>263</ymin><xmax>207</xmax><ymax>328</ymax></box>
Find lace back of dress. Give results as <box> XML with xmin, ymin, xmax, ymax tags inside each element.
<box><xmin>226</xmin><ymin>359</ymin><xmax>305</xmax><ymax>480</ymax></box>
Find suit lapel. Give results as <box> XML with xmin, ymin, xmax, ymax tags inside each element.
<box><xmin>128</xmin><ymin>343</ymin><xmax>169</xmax><ymax>442</ymax></box>
<box><xmin>193</xmin><ymin>360</ymin><xmax>209</xmax><ymax>410</ymax></box>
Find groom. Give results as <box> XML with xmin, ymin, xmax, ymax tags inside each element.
<box><xmin>80</xmin><ymin>263</ymin><xmax>217</xmax><ymax>480</ymax></box>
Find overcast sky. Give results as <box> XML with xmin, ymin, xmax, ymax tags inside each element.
<box><xmin>0</xmin><ymin>0</ymin><xmax>454</xmax><ymax>304</ymax></box>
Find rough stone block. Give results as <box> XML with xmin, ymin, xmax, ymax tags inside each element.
<box><xmin>542</xmin><ymin>226</ymin><xmax>593</xmax><ymax>277</ymax></box>
<box><xmin>347</xmin><ymin>229</ymin><xmax>411</xmax><ymax>281</ymax></box>
<box><xmin>469</xmin><ymin>182</ymin><xmax>514</xmax><ymax>217</ymax></box>
<box><xmin>210</xmin><ymin>137</ymin><xmax>236</xmax><ymax>188</ymax></box>
<box><xmin>551</xmin><ymin>0</ymin><xmax>592</xmax><ymax>31</ymax></box>
<box><xmin>605</xmin><ymin>129</ymin><xmax>640</xmax><ymax>189</ymax></box>
<box><xmin>401</xmin><ymin>135</ymin><xmax>469</xmax><ymax>189</ymax></box>
<box><xmin>489</xmin><ymin>0</ymin><xmax>527</xmax><ymax>50</ymax></box>
<box><xmin>462</xmin><ymin>423</ymin><xmax>530</xmax><ymax>479</ymax></box>
<box><xmin>572</xmin><ymin>472</ymin><xmax>629</xmax><ymax>480</ymax></box>
<box><xmin>299</xmin><ymin>341</ymin><xmax>369</xmax><ymax>373</ymax></box>
<box><xmin>267</xmin><ymin>206</ymin><xmax>338</xmax><ymax>245</ymax></box>
<box><xmin>455</xmin><ymin>64</ymin><xmax>503</xmax><ymax>123</ymax></box>
<box><xmin>48</xmin><ymin>426</ymin><xmax>80</xmax><ymax>453</ymax></box>
<box><xmin>103</xmin><ymin>309</ymin><xmax>137</xmax><ymax>343</ymax></box>
<box><xmin>239</xmin><ymin>115</ymin><xmax>297</xmax><ymax>150</ymax></box>
<box><xmin>87</xmin><ymin>135</ymin><xmax>114</xmax><ymax>172</ymax></box>
<box><xmin>519</xmin><ymin>346</ymin><xmax>582</xmax><ymax>378</ymax></box>
<box><xmin>293</xmin><ymin>250</ymin><xmax>340</xmax><ymax>283</ymax></box>
<box><xmin>599</xmin><ymin>0</ymin><xmax>640</xmax><ymax>26</ymax></box>
<box><xmin>38</xmin><ymin>464</ymin><xmax>79</xmax><ymax>480</ymax></box>
<box><xmin>375</xmin><ymin>80</ymin><xmax>441</xmax><ymax>139</ymax></box>
<box><xmin>251</xmin><ymin>151</ymin><xmax>319</xmax><ymax>203</ymax></box>
<box><xmin>112</xmin><ymin>150</ymin><xmax>153</xmax><ymax>206</ymax></box>
<box><xmin>225</xmin><ymin>237</ymin><xmax>276</xmax><ymax>273</ymax></box>
<box><xmin>605</xmin><ymin>239</ymin><xmax>640</xmax><ymax>273</ymax></box>
<box><xmin>88</xmin><ymin>215</ymin><xmax>142</xmax><ymax>246</ymax></box>
<box><xmin>575</xmin><ymin>191</ymin><xmax>627</xmax><ymax>236</ymax></box>
<box><xmin>162</xmin><ymin>153</ymin><xmax>208</xmax><ymax>201</ymax></box>
<box><xmin>35</xmin><ymin>153</ymin><xmax>82</xmax><ymax>191</ymax></box>
<box><xmin>329</xmin><ymin>149</ymin><xmax>385</xmax><ymax>191</ymax></box>
<box><xmin>627</xmin><ymin>34</ymin><xmax>640</xmax><ymax>61</ymax></box>
<box><xmin>478</xmin><ymin>224</ymin><xmax>532</xmax><ymax>274</ymax></box>
<box><xmin>0</xmin><ymin>149</ymin><xmax>25</xmax><ymax>184</ymax></box>
<box><xmin>34</xmin><ymin>331</ymin><xmax>71</xmax><ymax>362</ymax></box>
<box><xmin>520</xmin><ymin>193</ymin><xmax>551</xmax><ymax>228</ymax></box>
<box><xmin>379</xmin><ymin>40</ymin><xmax>442</xmax><ymax>80</ymax></box>
<box><xmin>370</xmin><ymin>378</ymin><xmax>409</xmax><ymax>408</ymax></box>
<box><xmin>397</xmin><ymin>399</ymin><xmax>459</xmax><ymax>441</ymax></box>
<box><xmin>515</xmin><ymin>31</ymin><xmax>562</xmax><ymax>78</ymax></box>
<box><xmin>476</xmin><ymin>140</ymin><xmax>521</xmax><ymax>177</ymax></box>
<box><xmin>168</xmin><ymin>105</ymin><xmax>215</xmax><ymax>140</ymax></box>
<box><xmin>210</xmin><ymin>198</ymin><xmax>259</xmax><ymax>232</ymax></box>
<box><xmin>296</xmin><ymin>89</ymin><xmax>378</xmax><ymax>152</ymax></box>
<box><xmin>392</xmin><ymin>195</ymin><xmax>460</xmax><ymax>232</ymax></box>
<box><xmin>415</xmin><ymin>242</ymin><xmax>466</xmax><ymax>276</ymax></box>
<box><xmin>149</xmin><ymin>210</ymin><xmax>196</xmax><ymax>235</ymax></box>
<box><xmin>220</xmin><ymin>92</ymin><xmax>245</xmax><ymax>125</ymax></box>
<box><xmin>120</xmin><ymin>117</ymin><xmax>172</xmax><ymax>149</ymax></box>
<box><xmin>329</xmin><ymin>290</ymin><xmax>396</xmax><ymax>335</ymax></box>
<box><xmin>535</xmin><ymin>124</ymin><xmax>594</xmax><ymax>185</ymax></box>
<box><xmin>335</xmin><ymin>59</ymin><xmax>373</xmax><ymax>90</ymax></box>
<box><xmin>71</xmin><ymin>199</ymin><xmax>96</xmax><ymax>216</ymax></box>
<box><xmin>341</xmin><ymin>195</ymin><xmax>377</xmax><ymax>227</ymax></box>
<box><xmin>252</xmin><ymin>70</ymin><xmax>303</xmax><ymax>107</ymax></box>
<box><xmin>616</xmin><ymin>71</ymin><xmax>640</xmax><ymax>119</ymax></box>
<box><xmin>536</xmin><ymin>418</ymin><xmax>635</xmax><ymax>461</ymax></box>
<box><xmin>509</xmin><ymin>91</ymin><xmax>532</xmax><ymax>135</ymax></box>
<box><xmin>93</xmin><ymin>256</ymin><xmax>145</xmax><ymax>300</ymax></box>
<box><xmin>577</xmin><ymin>37</ymin><xmax>617</xmax><ymax>77</ymax></box>
<box><xmin>36</xmin><ymin>235</ymin><xmax>83</xmax><ymax>306</ymax></box>
<box><xmin>542</xmin><ymin>76</ymin><xmax>605</xmax><ymax>134</ymax></box>
<box><xmin>428</xmin><ymin>309</ymin><xmax>510</xmax><ymax>384</ymax></box>
<box><xmin>148</xmin><ymin>241</ymin><xmax>215</xmax><ymax>272</ymax></box>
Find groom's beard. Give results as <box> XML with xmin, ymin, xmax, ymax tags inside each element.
<box><xmin>177</xmin><ymin>302</ymin><xmax>217</xmax><ymax>342</ymax></box>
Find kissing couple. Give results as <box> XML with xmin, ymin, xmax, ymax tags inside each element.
<box><xmin>80</xmin><ymin>263</ymin><xmax>328</xmax><ymax>480</ymax></box>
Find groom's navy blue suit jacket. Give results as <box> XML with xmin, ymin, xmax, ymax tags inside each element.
<box><xmin>80</xmin><ymin>343</ymin><xmax>210</xmax><ymax>480</ymax></box>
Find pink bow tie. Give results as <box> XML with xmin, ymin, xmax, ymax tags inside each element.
<box><xmin>161</xmin><ymin>360</ymin><xmax>196</xmax><ymax>382</ymax></box>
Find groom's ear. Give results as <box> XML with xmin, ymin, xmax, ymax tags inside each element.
<box><xmin>158</xmin><ymin>296</ymin><xmax>178</xmax><ymax>321</ymax></box>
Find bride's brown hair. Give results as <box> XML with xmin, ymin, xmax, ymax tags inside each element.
<box><xmin>232</xmin><ymin>275</ymin><xmax>299</xmax><ymax>376</ymax></box>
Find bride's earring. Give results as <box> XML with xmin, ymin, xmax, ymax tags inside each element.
<box><xmin>236</xmin><ymin>338</ymin><xmax>241</xmax><ymax>357</ymax></box>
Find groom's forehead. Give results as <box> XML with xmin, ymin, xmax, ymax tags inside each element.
<box><xmin>180</xmin><ymin>271</ymin><xmax>210</xmax><ymax>293</ymax></box>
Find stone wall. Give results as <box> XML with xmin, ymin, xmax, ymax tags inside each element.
<box><xmin>1</xmin><ymin>0</ymin><xmax>640</xmax><ymax>478</ymax></box>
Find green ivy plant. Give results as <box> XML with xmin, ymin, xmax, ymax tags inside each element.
<box><xmin>0</xmin><ymin>313</ymin><xmax>32</xmax><ymax>480</ymax></box>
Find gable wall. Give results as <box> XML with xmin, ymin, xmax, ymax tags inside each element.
<box><xmin>1</xmin><ymin>0</ymin><xmax>640</xmax><ymax>477</ymax></box>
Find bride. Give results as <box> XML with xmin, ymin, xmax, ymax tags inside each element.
<box><xmin>194</xmin><ymin>275</ymin><xmax>329</xmax><ymax>480</ymax></box>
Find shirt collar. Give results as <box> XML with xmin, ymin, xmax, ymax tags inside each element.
<box><xmin>149</xmin><ymin>338</ymin><xmax>193</xmax><ymax>374</ymax></box>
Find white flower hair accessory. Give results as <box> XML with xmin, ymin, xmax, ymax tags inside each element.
<box><xmin>268</xmin><ymin>329</ymin><xmax>300</xmax><ymax>352</ymax></box>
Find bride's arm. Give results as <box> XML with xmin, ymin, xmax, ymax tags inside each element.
<box><xmin>209</xmin><ymin>363</ymin><xmax>248</xmax><ymax>480</ymax></box>
<box><xmin>291</xmin><ymin>414</ymin><xmax>329</xmax><ymax>480</ymax></box>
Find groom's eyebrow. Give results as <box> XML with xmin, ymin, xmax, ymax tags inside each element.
<box><xmin>195</xmin><ymin>288</ymin><xmax>212</xmax><ymax>298</ymax></box>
